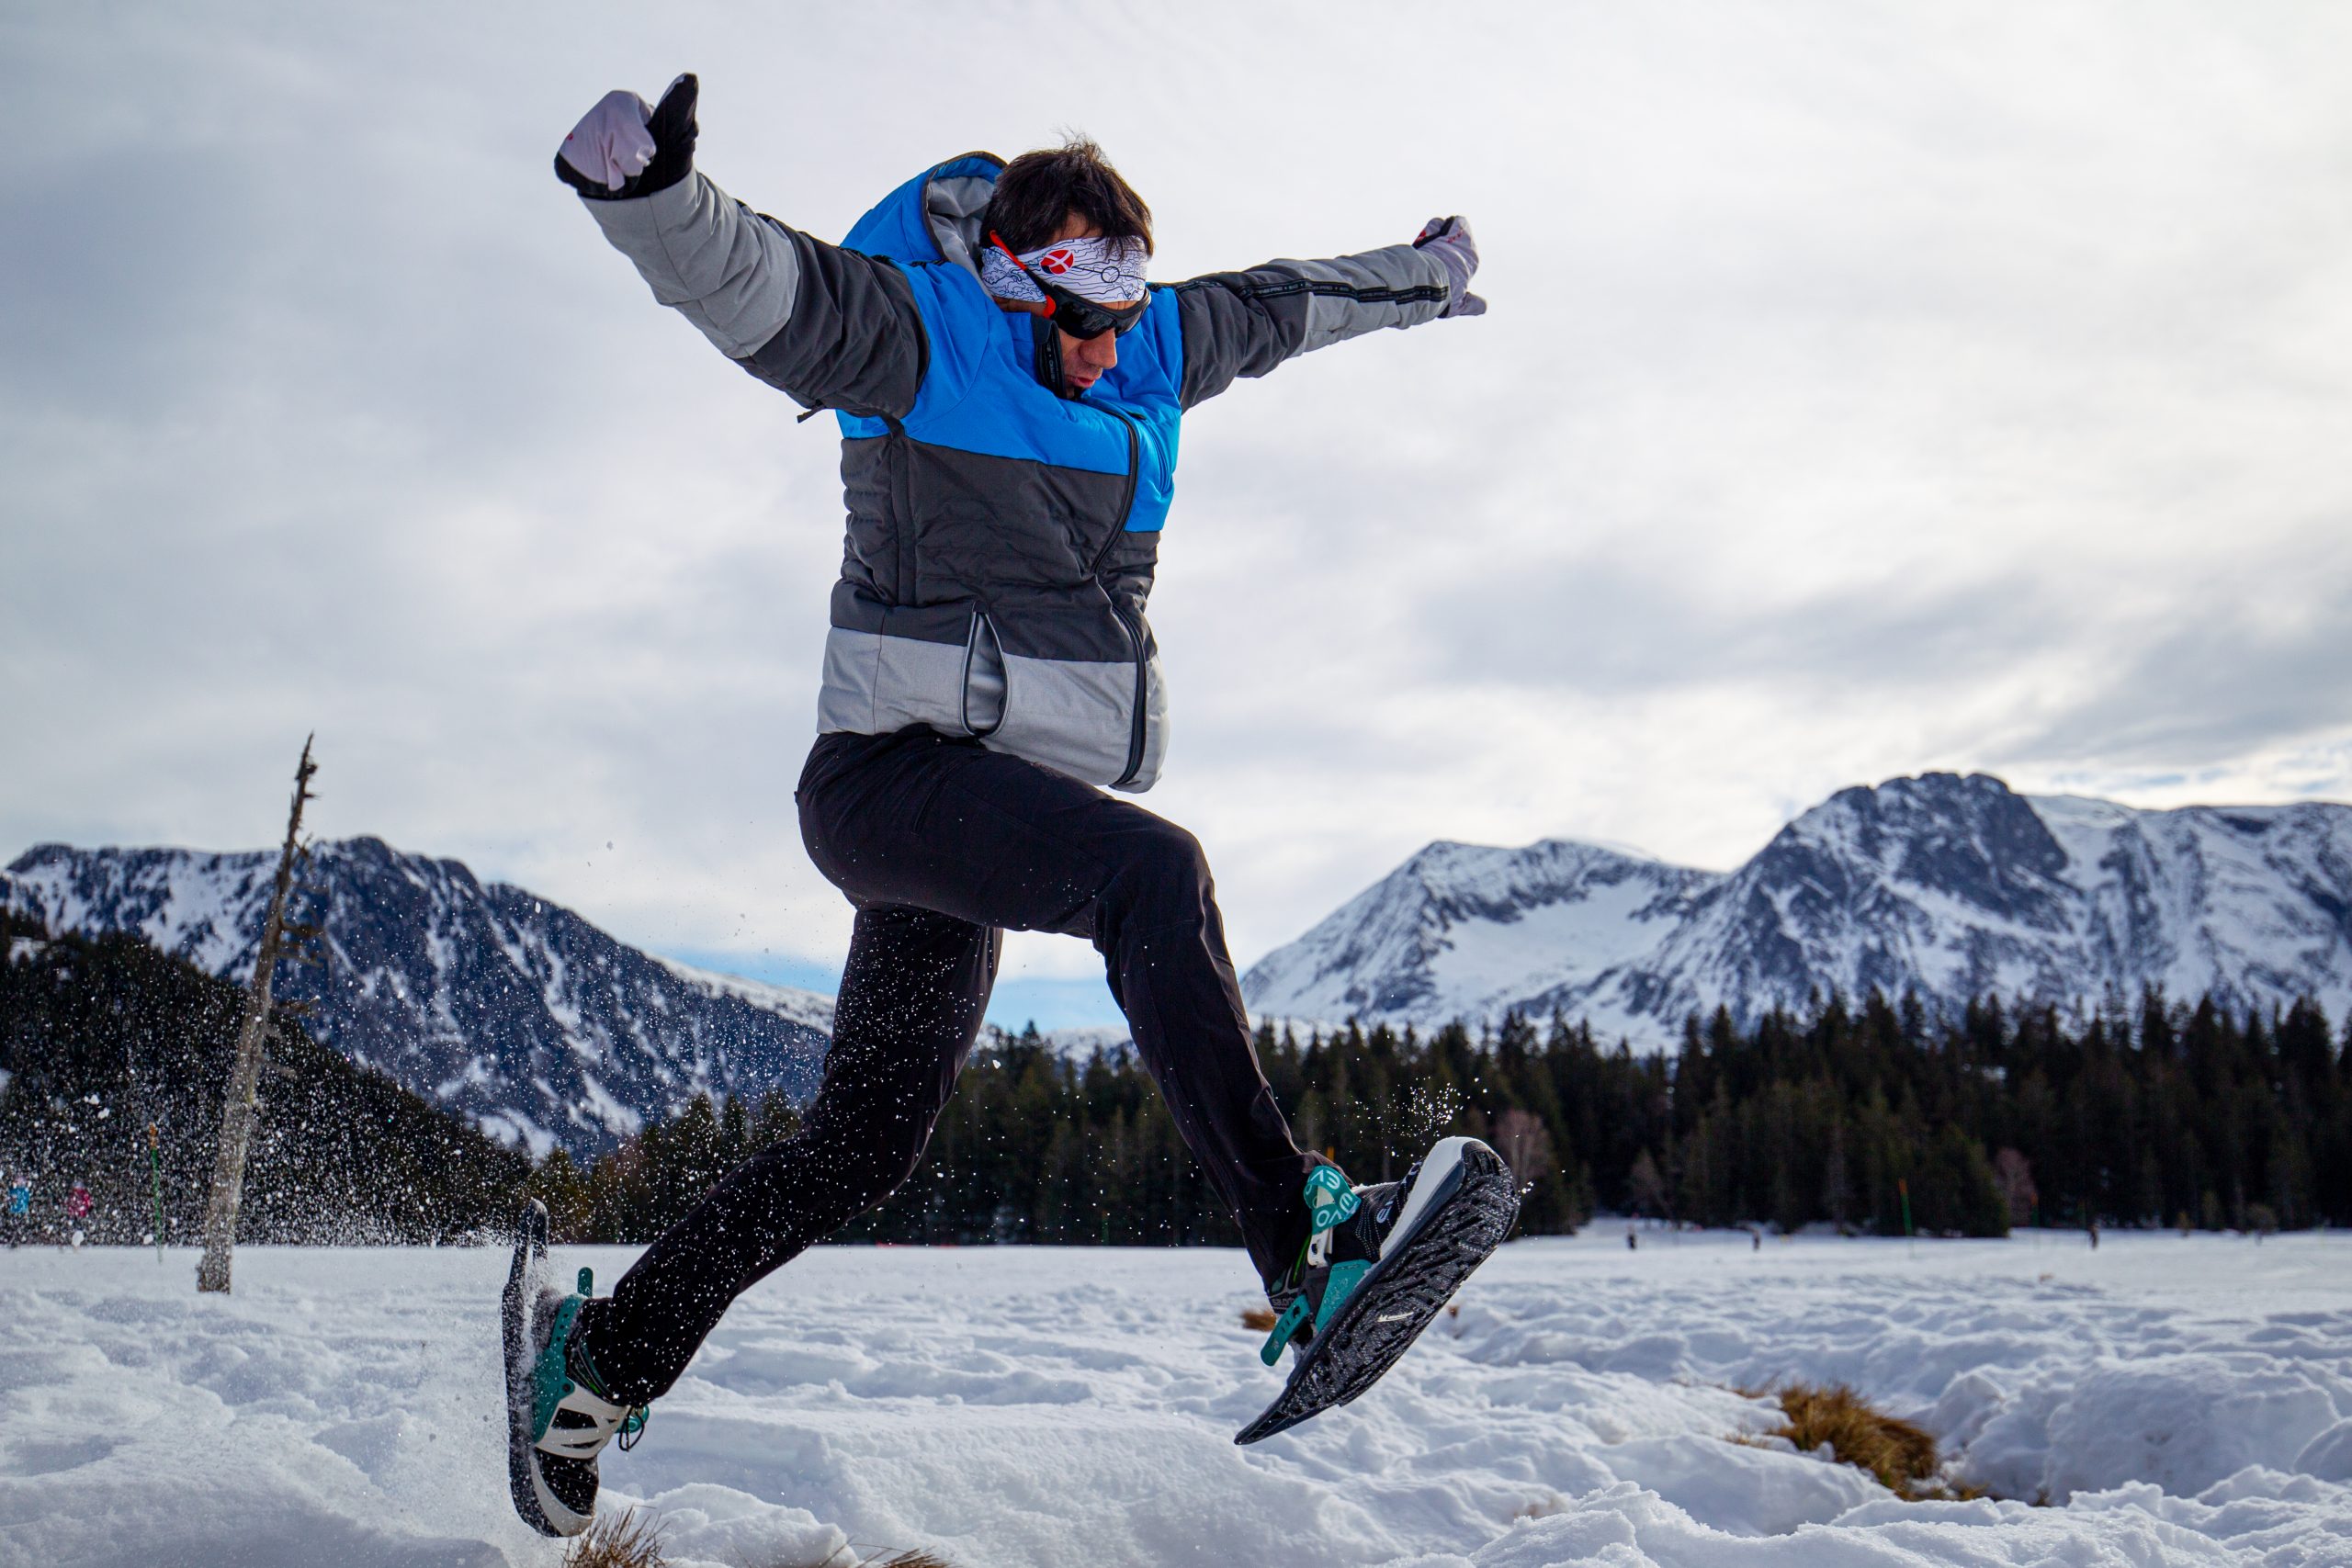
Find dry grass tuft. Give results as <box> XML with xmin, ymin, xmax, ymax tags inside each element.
<box><xmin>565</xmin><ymin>1509</ymin><xmax>666</xmax><ymax>1568</ymax></box>
<box><xmin>555</xmin><ymin>1512</ymin><xmax>963</xmax><ymax>1568</ymax></box>
<box><xmin>1740</xmin><ymin>1382</ymin><xmax>1987</xmax><ymax>1500</ymax></box>
<box><xmin>1770</xmin><ymin>1382</ymin><xmax>1937</xmax><ymax>1493</ymax></box>
<box><xmin>784</xmin><ymin>1543</ymin><xmax>962</xmax><ymax>1568</ymax></box>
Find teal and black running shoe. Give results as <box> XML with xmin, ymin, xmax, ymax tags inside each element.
<box><xmin>502</xmin><ymin>1202</ymin><xmax>650</xmax><ymax>1538</ymax></box>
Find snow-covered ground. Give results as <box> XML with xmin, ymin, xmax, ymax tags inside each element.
<box><xmin>4</xmin><ymin>1230</ymin><xmax>2347</xmax><ymax>1567</ymax></box>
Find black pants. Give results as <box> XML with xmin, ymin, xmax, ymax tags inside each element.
<box><xmin>575</xmin><ymin>728</ymin><xmax>1315</xmax><ymax>1404</ymax></box>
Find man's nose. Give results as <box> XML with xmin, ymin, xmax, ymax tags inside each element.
<box><xmin>1087</xmin><ymin>331</ymin><xmax>1118</xmax><ymax>368</ymax></box>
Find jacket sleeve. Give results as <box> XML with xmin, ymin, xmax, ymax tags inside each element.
<box><xmin>578</xmin><ymin>172</ymin><xmax>926</xmax><ymax>420</ymax></box>
<box><xmin>1170</xmin><ymin>242</ymin><xmax>1453</xmax><ymax>410</ymax></box>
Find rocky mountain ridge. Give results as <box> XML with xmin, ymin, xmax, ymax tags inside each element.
<box><xmin>1242</xmin><ymin>773</ymin><xmax>2352</xmax><ymax>1042</ymax></box>
<box><xmin>3</xmin><ymin>838</ymin><xmax>831</xmax><ymax>1158</ymax></box>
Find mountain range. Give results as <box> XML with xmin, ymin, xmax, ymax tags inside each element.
<box><xmin>1241</xmin><ymin>773</ymin><xmax>2352</xmax><ymax>1041</ymax></box>
<box><xmin>12</xmin><ymin>772</ymin><xmax>2346</xmax><ymax>1158</ymax></box>
<box><xmin>2</xmin><ymin>838</ymin><xmax>831</xmax><ymax>1159</ymax></box>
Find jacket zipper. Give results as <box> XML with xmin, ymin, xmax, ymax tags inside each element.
<box><xmin>1090</xmin><ymin>411</ymin><xmax>1142</xmax><ymax>574</ymax></box>
<box><xmin>884</xmin><ymin>415</ymin><xmax>915</xmax><ymax>606</ymax></box>
<box><xmin>1096</xmin><ymin>411</ymin><xmax>1149</xmax><ymax>787</ymax></box>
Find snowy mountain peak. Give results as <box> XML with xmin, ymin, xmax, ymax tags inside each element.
<box><xmin>3</xmin><ymin>838</ymin><xmax>831</xmax><ymax>1158</ymax></box>
<box><xmin>1240</xmin><ymin>835</ymin><xmax>1720</xmax><ymax>1027</ymax></box>
<box><xmin>1768</xmin><ymin>773</ymin><xmax>2074</xmax><ymax>929</ymax></box>
<box><xmin>1243</xmin><ymin>773</ymin><xmax>2352</xmax><ymax>1042</ymax></box>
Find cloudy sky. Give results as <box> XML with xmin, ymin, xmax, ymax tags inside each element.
<box><xmin>6</xmin><ymin>2</ymin><xmax>2349</xmax><ymax>1028</ymax></box>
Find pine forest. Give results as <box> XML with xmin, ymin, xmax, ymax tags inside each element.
<box><xmin>529</xmin><ymin>992</ymin><xmax>2352</xmax><ymax>1247</ymax></box>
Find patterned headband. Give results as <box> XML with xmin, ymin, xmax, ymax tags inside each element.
<box><xmin>978</xmin><ymin>233</ymin><xmax>1149</xmax><ymax>306</ymax></box>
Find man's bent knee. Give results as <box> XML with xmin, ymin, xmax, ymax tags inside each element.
<box><xmin>1122</xmin><ymin>818</ymin><xmax>1216</xmax><ymax>921</ymax></box>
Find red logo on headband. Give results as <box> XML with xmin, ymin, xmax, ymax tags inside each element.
<box><xmin>1039</xmin><ymin>248</ymin><xmax>1076</xmax><ymax>275</ymax></box>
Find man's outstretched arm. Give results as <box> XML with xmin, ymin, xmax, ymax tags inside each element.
<box><xmin>556</xmin><ymin>75</ymin><xmax>924</xmax><ymax>420</ymax></box>
<box><xmin>1171</xmin><ymin>218</ymin><xmax>1484</xmax><ymax>410</ymax></box>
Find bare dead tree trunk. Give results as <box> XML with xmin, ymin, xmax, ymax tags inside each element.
<box><xmin>196</xmin><ymin>738</ymin><xmax>318</xmax><ymax>1293</ymax></box>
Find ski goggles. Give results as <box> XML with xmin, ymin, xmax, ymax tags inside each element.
<box><xmin>988</xmin><ymin>233</ymin><xmax>1149</xmax><ymax>339</ymax></box>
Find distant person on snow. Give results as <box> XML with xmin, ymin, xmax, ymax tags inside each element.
<box><xmin>508</xmin><ymin>74</ymin><xmax>1518</xmax><ymax>1536</ymax></box>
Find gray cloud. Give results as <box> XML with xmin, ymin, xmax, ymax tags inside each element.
<box><xmin>2000</xmin><ymin>577</ymin><xmax>2352</xmax><ymax>771</ymax></box>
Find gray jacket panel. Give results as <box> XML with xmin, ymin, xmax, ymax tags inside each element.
<box><xmin>1173</xmin><ymin>242</ymin><xmax>1453</xmax><ymax>409</ymax></box>
<box><xmin>740</xmin><ymin>230</ymin><xmax>924</xmax><ymax>418</ymax></box>
<box><xmin>922</xmin><ymin>173</ymin><xmax>995</xmax><ymax>276</ymax></box>
<box><xmin>582</xmin><ymin>173</ymin><xmax>802</xmax><ymax>359</ymax></box>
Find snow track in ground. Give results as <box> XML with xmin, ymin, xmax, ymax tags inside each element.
<box><xmin>1</xmin><ymin>1232</ymin><xmax>2346</xmax><ymax>1566</ymax></box>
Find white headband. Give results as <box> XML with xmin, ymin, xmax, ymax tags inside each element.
<box><xmin>979</xmin><ymin>233</ymin><xmax>1149</xmax><ymax>306</ymax></box>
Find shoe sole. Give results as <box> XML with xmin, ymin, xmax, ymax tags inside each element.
<box><xmin>1236</xmin><ymin>1138</ymin><xmax>1518</xmax><ymax>1445</ymax></box>
<box><xmin>502</xmin><ymin>1200</ymin><xmax>587</xmax><ymax>1538</ymax></box>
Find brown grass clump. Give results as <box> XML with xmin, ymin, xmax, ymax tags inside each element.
<box><xmin>1770</xmin><ymin>1382</ymin><xmax>1937</xmax><ymax>1493</ymax></box>
<box><xmin>559</xmin><ymin>1511</ymin><xmax>962</xmax><ymax>1568</ymax></box>
<box><xmin>1739</xmin><ymin>1382</ymin><xmax>1986</xmax><ymax>1500</ymax></box>
<box><xmin>797</xmin><ymin>1544</ymin><xmax>964</xmax><ymax>1568</ymax></box>
<box><xmin>565</xmin><ymin>1510</ymin><xmax>665</xmax><ymax>1568</ymax></box>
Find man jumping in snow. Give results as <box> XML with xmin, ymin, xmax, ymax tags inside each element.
<box><xmin>508</xmin><ymin>74</ymin><xmax>1518</xmax><ymax>1536</ymax></box>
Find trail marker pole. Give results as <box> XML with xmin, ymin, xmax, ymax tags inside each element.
<box><xmin>1899</xmin><ymin>1177</ymin><xmax>1915</xmax><ymax>1258</ymax></box>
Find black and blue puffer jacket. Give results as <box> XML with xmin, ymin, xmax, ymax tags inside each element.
<box><xmin>580</xmin><ymin>152</ymin><xmax>1457</xmax><ymax>791</ymax></box>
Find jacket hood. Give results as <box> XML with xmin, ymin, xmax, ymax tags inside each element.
<box><xmin>841</xmin><ymin>152</ymin><xmax>1004</xmax><ymax>280</ymax></box>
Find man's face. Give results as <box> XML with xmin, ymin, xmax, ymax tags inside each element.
<box><xmin>1057</xmin><ymin>315</ymin><xmax>1121</xmax><ymax>392</ymax></box>
<box><xmin>1002</xmin><ymin>212</ymin><xmax>1144</xmax><ymax>395</ymax></box>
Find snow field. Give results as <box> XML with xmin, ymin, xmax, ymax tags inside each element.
<box><xmin>1</xmin><ymin>1231</ymin><xmax>2347</xmax><ymax>1567</ymax></box>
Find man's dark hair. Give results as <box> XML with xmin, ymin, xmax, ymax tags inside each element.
<box><xmin>982</xmin><ymin>136</ymin><xmax>1154</xmax><ymax>256</ymax></box>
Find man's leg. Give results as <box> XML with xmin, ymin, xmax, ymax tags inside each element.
<box><xmin>572</xmin><ymin>898</ymin><xmax>998</xmax><ymax>1404</ymax></box>
<box><xmin>797</xmin><ymin>728</ymin><xmax>1317</xmax><ymax>1287</ymax></box>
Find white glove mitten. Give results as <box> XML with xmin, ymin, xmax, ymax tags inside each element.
<box><xmin>554</xmin><ymin>76</ymin><xmax>696</xmax><ymax>200</ymax></box>
<box><xmin>1413</xmin><ymin>216</ymin><xmax>1487</xmax><ymax>318</ymax></box>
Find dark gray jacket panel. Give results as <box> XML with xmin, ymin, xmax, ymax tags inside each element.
<box><xmin>899</xmin><ymin>443</ymin><xmax>1132</xmax><ymax>600</ymax></box>
<box><xmin>827</xmin><ymin>580</ymin><xmax>964</xmax><ymax>640</ymax></box>
<box><xmin>740</xmin><ymin>228</ymin><xmax>926</xmax><ymax>419</ymax></box>
<box><xmin>1093</xmin><ymin>528</ymin><xmax>1160</xmax><ymax>626</ymax></box>
<box><xmin>835</xmin><ymin>436</ymin><xmax>1136</xmax><ymax>618</ymax></box>
<box><xmin>1173</xmin><ymin>243</ymin><xmax>1453</xmax><ymax>409</ymax></box>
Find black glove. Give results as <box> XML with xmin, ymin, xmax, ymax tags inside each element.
<box><xmin>554</xmin><ymin>74</ymin><xmax>699</xmax><ymax>201</ymax></box>
<box><xmin>1413</xmin><ymin>215</ymin><xmax>1487</xmax><ymax>318</ymax></box>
